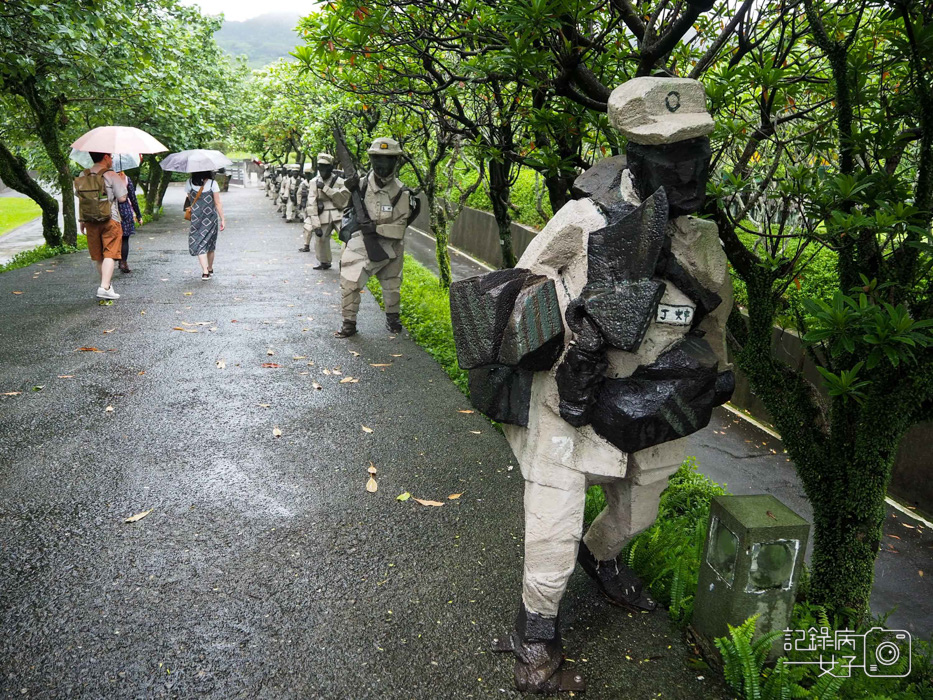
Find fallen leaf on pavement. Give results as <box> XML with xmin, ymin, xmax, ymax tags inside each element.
<box><xmin>260</xmin><ymin>363</ymin><xmax>282</xmax><ymax>368</ymax></box>
<box><xmin>448</xmin><ymin>493</ymin><xmax>463</xmax><ymax>500</ymax></box>
<box><xmin>458</xmin><ymin>410</ymin><xmax>474</xmax><ymax>414</ymax></box>
<box><xmin>216</xmin><ymin>359</ymin><xmax>226</xmax><ymax>369</ymax></box>
<box><xmin>470</xmin><ymin>430</ymin><xmax>482</xmax><ymax>435</ymax></box>
<box><xmin>12</xmin><ymin>291</ymin><xmax>23</xmax><ymax>295</ymax></box>
<box><xmin>103</xmin><ymin>328</ymin><xmax>116</xmax><ymax>334</ymax></box>
<box><xmin>366</xmin><ymin>475</ymin><xmax>378</xmax><ymax>493</ymax></box>
<box><xmin>183</xmin><ymin>292</ymin><xmax>193</xmax><ymax>296</ymax></box>
<box><xmin>306</xmin><ymin>361</ymin><xmax>315</xmax><ymax>366</ymax></box>
<box><xmin>258</xmin><ymin>403</ymin><xmax>271</xmax><ymax>408</ymax></box>
<box><xmin>273</xmin><ymin>427</ymin><xmax>282</xmax><ymax>438</ymax></box>
<box><xmin>370</xmin><ymin>363</ymin><xmax>391</xmax><ymax>368</ymax></box>
<box><xmin>397</xmin><ymin>492</ymin><xmax>411</xmax><ymax>501</ymax></box>
<box><xmin>368</xmin><ymin>462</ymin><xmax>378</xmax><ymax>474</ymax></box>
<box><xmin>413</xmin><ymin>498</ymin><xmax>445</xmax><ymax>507</ymax></box>
<box><xmin>312</xmin><ymin>381</ymin><xmax>323</xmax><ymax>390</ymax></box>
<box><xmin>293</xmin><ymin>355</ymin><xmax>306</xmax><ymax>360</ymax></box>
<box><xmin>349</xmin><ymin>351</ymin><xmax>361</xmax><ymax>357</ymax></box>
<box><xmin>172</xmin><ymin>327</ymin><xmax>198</xmax><ymax>333</ymax></box>
<box><xmin>181</xmin><ymin>321</ymin><xmax>196</xmax><ymax>326</ymax></box>
<box><xmin>105</xmin><ymin>405</ymin><xmax>114</xmax><ymax>412</ymax></box>
<box><xmin>195</xmin><ymin>322</ymin><xmax>212</xmax><ymax>326</ymax></box>
<box><xmin>32</xmin><ymin>385</ymin><xmax>43</xmax><ymax>392</ymax></box>
<box><xmin>390</xmin><ymin>354</ymin><xmax>403</xmax><ymax>358</ymax></box>
<box><xmin>124</xmin><ymin>509</ymin><xmax>152</xmax><ymax>523</ymax></box>
<box><xmin>339</xmin><ymin>376</ymin><xmax>358</xmax><ymax>384</ymax></box>
<box><xmin>138</xmin><ymin>371</ymin><xmax>145</xmax><ymax>375</ymax></box>
<box><xmin>2</xmin><ymin>392</ymin><xmax>22</xmax><ymax>396</ymax></box>
<box><xmin>266</xmin><ymin>349</ymin><xmax>275</xmax><ymax>356</ymax></box>
<box><xmin>58</xmin><ymin>375</ymin><xmax>74</xmax><ymax>379</ymax></box>
<box><xmin>323</xmin><ymin>369</ymin><xmax>332</xmax><ymax>375</ymax></box>
<box><xmin>362</xmin><ymin>425</ymin><xmax>374</xmax><ymax>433</ymax></box>
<box><xmin>77</xmin><ymin>347</ymin><xmax>103</xmax><ymax>352</ymax></box>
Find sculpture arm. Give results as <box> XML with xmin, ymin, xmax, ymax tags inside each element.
<box><xmin>307</xmin><ymin>184</ymin><xmax>322</xmax><ymax>229</ymax></box>
<box><xmin>323</xmin><ymin>179</ymin><xmax>350</xmax><ymax>210</ymax></box>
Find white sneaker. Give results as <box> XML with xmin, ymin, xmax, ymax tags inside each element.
<box><xmin>96</xmin><ymin>285</ymin><xmax>120</xmax><ymax>300</ymax></box>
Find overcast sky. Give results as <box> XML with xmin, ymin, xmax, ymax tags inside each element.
<box><xmin>180</xmin><ymin>0</ymin><xmax>310</xmax><ymax>22</ymax></box>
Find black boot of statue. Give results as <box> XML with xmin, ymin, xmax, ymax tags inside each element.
<box><xmin>577</xmin><ymin>541</ymin><xmax>657</xmax><ymax>612</ymax></box>
<box><xmin>492</xmin><ymin>604</ymin><xmax>585</xmax><ymax>694</ymax></box>
<box><xmin>385</xmin><ymin>312</ymin><xmax>403</xmax><ymax>333</ymax></box>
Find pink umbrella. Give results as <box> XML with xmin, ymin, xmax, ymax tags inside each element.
<box><xmin>71</xmin><ymin>126</ymin><xmax>167</xmax><ymax>155</ymax></box>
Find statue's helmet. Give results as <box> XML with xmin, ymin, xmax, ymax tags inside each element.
<box><xmin>367</xmin><ymin>137</ymin><xmax>404</xmax><ymax>157</ymax></box>
<box><xmin>317</xmin><ymin>152</ymin><xmax>335</xmax><ymax>165</ymax></box>
<box><xmin>608</xmin><ymin>77</ymin><xmax>713</xmax><ymax>145</ymax></box>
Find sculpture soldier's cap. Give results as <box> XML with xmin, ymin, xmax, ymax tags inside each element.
<box><xmin>317</xmin><ymin>152</ymin><xmax>335</xmax><ymax>165</ymax></box>
<box><xmin>608</xmin><ymin>77</ymin><xmax>714</xmax><ymax>145</ymax></box>
<box><xmin>367</xmin><ymin>137</ymin><xmax>404</xmax><ymax>156</ymax></box>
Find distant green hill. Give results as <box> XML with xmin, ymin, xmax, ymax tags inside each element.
<box><xmin>215</xmin><ymin>12</ymin><xmax>301</xmax><ymax>69</ymax></box>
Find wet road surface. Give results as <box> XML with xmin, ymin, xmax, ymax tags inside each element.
<box><xmin>0</xmin><ymin>186</ymin><xmax>726</xmax><ymax>699</ymax></box>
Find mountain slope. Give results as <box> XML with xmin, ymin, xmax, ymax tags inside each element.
<box><xmin>215</xmin><ymin>12</ymin><xmax>300</xmax><ymax>69</ymax></box>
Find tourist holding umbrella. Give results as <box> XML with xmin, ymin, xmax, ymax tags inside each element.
<box><xmin>113</xmin><ymin>155</ymin><xmax>142</xmax><ymax>273</ymax></box>
<box><xmin>71</xmin><ymin>126</ymin><xmax>166</xmax><ymax>299</ymax></box>
<box><xmin>161</xmin><ymin>150</ymin><xmax>231</xmax><ymax>280</ymax></box>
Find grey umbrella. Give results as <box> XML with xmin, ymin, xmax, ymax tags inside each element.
<box><xmin>159</xmin><ymin>149</ymin><xmax>233</xmax><ymax>173</ymax></box>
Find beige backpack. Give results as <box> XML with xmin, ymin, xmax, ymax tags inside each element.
<box><xmin>74</xmin><ymin>168</ymin><xmax>112</xmax><ymax>222</ymax></box>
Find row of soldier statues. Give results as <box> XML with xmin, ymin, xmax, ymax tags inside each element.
<box><xmin>261</xmin><ymin>140</ymin><xmax>421</xmax><ymax>338</ymax></box>
<box><xmin>263</xmin><ymin>77</ymin><xmax>734</xmax><ymax>695</ymax></box>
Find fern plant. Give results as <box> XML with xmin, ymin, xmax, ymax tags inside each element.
<box><xmin>715</xmin><ymin>615</ymin><xmax>787</xmax><ymax>700</ymax></box>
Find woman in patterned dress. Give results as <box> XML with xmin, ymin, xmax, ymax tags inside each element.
<box><xmin>115</xmin><ymin>170</ymin><xmax>142</xmax><ymax>273</ymax></box>
<box><xmin>185</xmin><ymin>170</ymin><xmax>226</xmax><ymax>279</ymax></box>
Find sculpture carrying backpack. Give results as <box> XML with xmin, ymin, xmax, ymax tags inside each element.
<box><xmin>73</xmin><ymin>168</ymin><xmax>112</xmax><ymax>223</ymax></box>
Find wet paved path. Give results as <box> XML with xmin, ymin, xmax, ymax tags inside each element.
<box><xmin>0</xmin><ymin>186</ymin><xmax>726</xmax><ymax>699</ymax></box>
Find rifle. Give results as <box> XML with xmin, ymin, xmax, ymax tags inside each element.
<box><xmin>333</xmin><ymin>126</ymin><xmax>388</xmax><ymax>262</ymax></box>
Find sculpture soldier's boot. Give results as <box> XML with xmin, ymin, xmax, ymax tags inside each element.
<box><xmin>299</xmin><ymin>244</ymin><xmax>310</xmax><ymax>252</ymax></box>
<box><xmin>334</xmin><ymin>320</ymin><xmax>357</xmax><ymax>339</ymax></box>
<box><xmin>492</xmin><ymin>604</ymin><xmax>585</xmax><ymax>694</ymax></box>
<box><xmin>385</xmin><ymin>312</ymin><xmax>403</xmax><ymax>334</ymax></box>
<box><xmin>577</xmin><ymin>541</ymin><xmax>657</xmax><ymax>612</ymax></box>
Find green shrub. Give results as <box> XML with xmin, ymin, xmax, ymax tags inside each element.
<box><xmin>0</xmin><ymin>236</ymin><xmax>89</xmax><ymax>273</ymax></box>
<box><xmin>717</xmin><ymin>603</ymin><xmax>933</xmax><ymax>699</ymax></box>
<box><xmin>463</xmin><ymin>166</ymin><xmax>552</xmax><ymax>229</ymax></box>
<box><xmin>611</xmin><ymin>457</ymin><xmax>729</xmax><ymax>622</ymax></box>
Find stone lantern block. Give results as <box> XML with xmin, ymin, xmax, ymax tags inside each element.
<box><xmin>692</xmin><ymin>494</ymin><xmax>810</xmax><ymax>660</ymax></box>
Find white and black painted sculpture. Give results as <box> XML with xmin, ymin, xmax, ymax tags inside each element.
<box><xmin>450</xmin><ymin>77</ymin><xmax>734</xmax><ymax>693</ymax></box>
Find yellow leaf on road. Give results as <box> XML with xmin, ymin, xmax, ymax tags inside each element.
<box><xmin>183</xmin><ymin>292</ymin><xmax>193</xmax><ymax>296</ymax></box>
<box><xmin>323</xmin><ymin>369</ymin><xmax>332</xmax><ymax>375</ymax></box>
<box><xmin>312</xmin><ymin>382</ymin><xmax>323</xmax><ymax>390</ymax></box>
<box><xmin>273</xmin><ymin>427</ymin><xmax>282</xmax><ymax>438</ymax></box>
<box><xmin>124</xmin><ymin>509</ymin><xmax>152</xmax><ymax>523</ymax></box>
<box><xmin>258</xmin><ymin>403</ymin><xmax>271</xmax><ymax>408</ymax></box>
<box><xmin>172</xmin><ymin>327</ymin><xmax>198</xmax><ymax>333</ymax></box>
<box><xmin>58</xmin><ymin>375</ymin><xmax>74</xmax><ymax>379</ymax></box>
<box><xmin>105</xmin><ymin>405</ymin><xmax>114</xmax><ymax>412</ymax></box>
<box><xmin>448</xmin><ymin>493</ymin><xmax>463</xmax><ymax>500</ymax></box>
<box><xmin>396</xmin><ymin>492</ymin><xmax>411</xmax><ymax>501</ymax></box>
<box><xmin>390</xmin><ymin>354</ymin><xmax>403</xmax><ymax>358</ymax></box>
<box><xmin>458</xmin><ymin>410</ymin><xmax>474</xmax><ymax>414</ymax></box>
<box><xmin>366</xmin><ymin>475</ymin><xmax>378</xmax><ymax>493</ymax></box>
<box><xmin>293</xmin><ymin>355</ymin><xmax>306</xmax><ymax>360</ymax></box>
<box><xmin>216</xmin><ymin>359</ymin><xmax>226</xmax><ymax>369</ymax></box>
<box><xmin>2</xmin><ymin>392</ymin><xmax>22</xmax><ymax>396</ymax></box>
<box><xmin>362</xmin><ymin>425</ymin><xmax>374</xmax><ymax>433</ymax></box>
<box><xmin>370</xmin><ymin>363</ymin><xmax>392</xmax><ymax>368</ymax></box>
<box><xmin>368</xmin><ymin>462</ymin><xmax>378</xmax><ymax>474</ymax></box>
<box><xmin>413</xmin><ymin>498</ymin><xmax>445</xmax><ymax>507</ymax></box>
<box><xmin>12</xmin><ymin>291</ymin><xmax>23</xmax><ymax>295</ymax></box>
<box><xmin>340</xmin><ymin>376</ymin><xmax>358</xmax><ymax>384</ymax></box>
<box><xmin>470</xmin><ymin>430</ymin><xmax>482</xmax><ymax>435</ymax></box>
<box><xmin>103</xmin><ymin>328</ymin><xmax>116</xmax><ymax>334</ymax></box>
<box><xmin>267</xmin><ymin>349</ymin><xmax>275</xmax><ymax>356</ymax></box>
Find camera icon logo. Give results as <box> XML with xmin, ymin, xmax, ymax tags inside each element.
<box><xmin>863</xmin><ymin>627</ymin><xmax>911</xmax><ymax>677</ymax></box>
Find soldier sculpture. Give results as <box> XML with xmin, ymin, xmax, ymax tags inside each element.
<box><xmin>450</xmin><ymin>77</ymin><xmax>734</xmax><ymax>693</ymax></box>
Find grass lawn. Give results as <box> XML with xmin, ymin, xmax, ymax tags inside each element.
<box><xmin>0</xmin><ymin>197</ymin><xmax>41</xmax><ymax>236</ymax></box>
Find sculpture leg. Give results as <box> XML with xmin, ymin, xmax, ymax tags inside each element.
<box><xmin>315</xmin><ymin>221</ymin><xmax>334</xmax><ymax>265</ymax></box>
<box><xmin>499</xmin><ymin>474</ymin><xmax>587</xmax><ymax>693</ymax></box>
<box><xmin>339</xmin><ymin>237</ymin><xmax>372</xmax><ymax>324</ymax></box>
<box><xmin>578</xmin><ymin>477</ymin><xmax>668</xmax><ymax>611</ymax></box>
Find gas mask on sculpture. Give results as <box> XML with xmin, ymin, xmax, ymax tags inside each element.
<box><xmin>370</xmin><ymin>154</ymin><xmax>398</xmax><ymax>183</ymax></box>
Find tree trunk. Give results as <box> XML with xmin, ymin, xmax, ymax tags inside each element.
<box><xmin>544</xmin><ymin>172</ymin><xmax>571</xmax><ymax>214</ymax></box>
<box><xmin>488</xmin><ymin>158</ymin><xmax>516</xmax><ymax>268</ymax></box>
<box><xmin>0</xmin><ymin>140</ymin><xmax>62</xmax><ymax>247</ymax></box>
<box><xmin>155</xmin><ymin>168</ymin><xmax>172</xmax><ymax>212</ymax></box>
<box><xmin>27</xmin><ymin>95</ymin><xmax>77</xmax><ymax>246</ymax></box>
<box><xmin>429</xmin><ymin>187</ymin><xmax>451</xmax><ymax>289</ymax></box>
